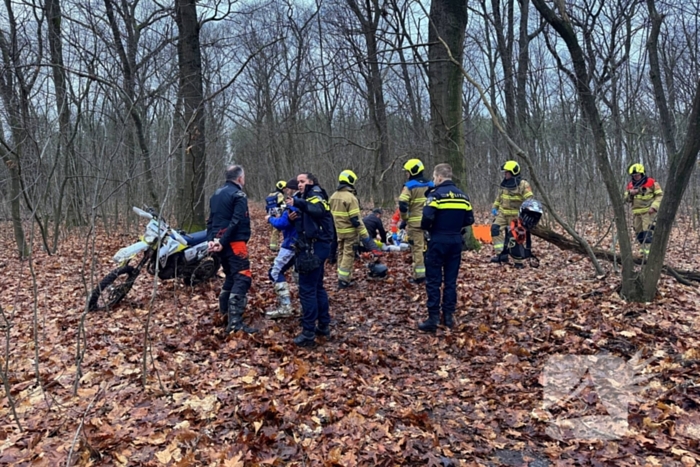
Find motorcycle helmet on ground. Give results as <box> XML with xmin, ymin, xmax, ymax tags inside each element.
<box><xmin>403</xmin><ymin>159</ymin><xmax>425</xmax><ymax>176</ymax></box>
<box><xmin>339</xmin><ymin>170</ymin><xmax>358</xmax><ymax>186</ymax></box>
<box><xmin>519</xmin><ymin>198</ymin><xmax>543</xmax><ymax>230</ymax></box>
<box><xmin>501</xmin><ymin>160</ymin><xmax>521</xmax><ymax>176</ymax></box>
<box><xmin>628</xmin><ymin>163</ymin><xmax>645</xmax><ymax>175</ymax></box>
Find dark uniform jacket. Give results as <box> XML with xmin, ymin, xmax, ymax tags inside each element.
<box><xmin>362</xmin><ymin>214</ymin><xmax>387</xmax><ymax>243</ymax></box>
<box><xmin>421</xmin><ymin>180</ymin><xmax>474</xmax><ymax>244</ymax></box>
<box><xmin>293</xmin><ymin>184</ymin><xmax>334</xmax><ymax>244</ymax></box>
<box><xmin>206</xmin><ymin>180</ymin><xmax>251</xmax><ymax>244</ymax></box>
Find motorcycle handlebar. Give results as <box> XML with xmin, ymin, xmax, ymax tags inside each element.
<box><xmin>132</xmin><ymin>206</ymin><xmax>154</xmax><ymax>220</ymax></box>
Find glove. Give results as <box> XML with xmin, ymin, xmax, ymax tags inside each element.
<box><xmin>491</xmin><ymin>208</ymin><xmax>498</xmax><ymax>216</ymax></box>
<box><xmin>399</xmin><ymin>221</ymin><xmax>407</xmax><ymax>230</ymax></box>
<box><xmin>392</xmin><ymin>233</ymin><xmax>399</xmax><ymax>244</ymax></box>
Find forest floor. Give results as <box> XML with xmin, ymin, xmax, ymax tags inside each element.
<box><xmin>1</xmin><ymin>207</ymin><xmax>700</xmax><ymax>466</ymax></box>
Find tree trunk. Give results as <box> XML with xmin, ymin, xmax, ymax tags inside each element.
<box><xmin>345</xmin><ymin>0</ymin><xmax>392</xmax><ymax>205</ymax></box>
<box><xmin>531</xmin><ymin>226</ymin><xmax>700</xmax><ymax>285</ymax></box>
<box><xmin>103</xmin><ymin>0</ymin><xmax>159</xmax><ymax>212</ymax></box>
<box><xmin>46</xmin><ymin>0</ymin><xmax>85</xmax><ymax>228</ymax></box>
<box><xmin>531</xmin><ymin>0</ymin><xmax>636</xmax><ymax>293</ymax></box>
<box><xmin>428</xmin><ymin>0</ymin><xmax>468</xmax><ymax>187</ymax></box>
<box><xmin>634</xmin><ymin>77</ymin><xmax>700</xmax><ymax>301</ymax></box>
<box><xmin>175</xmin><ymin>0</ymin><xmax>206</xmax><ymax>230</ymax></box>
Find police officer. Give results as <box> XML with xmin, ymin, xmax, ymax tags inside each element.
<box><xmin>491</xmin><ymin>160</ymin><xmax>533</xmax><ymax>266</ymax></box>
<box><xmin>398</xmin><ymin>159</ymin><xmax>433</xmax><ymax>283</ymax></box>
<box><xmin>286</xmin><ymin>173</ymin><xmax>335</xmax><ymax>347</ymax></box>
<box><xmin>329</xmin><ymin>170</ymin><xmax>380</xmax><ymax>288</ymax></box>
<box><xmin>266</xmin><ymin>180</ymin><xmax>287</xmax><ymax>251</ymax></box>
<box><xmin>624</xmin><ymin>163</ymin><xmax>663</xmax><ymax>255</ymax></box>
<box><xmin>206</xmin><ymin>165</ymin><xmax>257</xmax><ymax>334</ymax></box>
<box><xmin>419</xmin><ymin>163</ymin><xmax>474</xmax><ymax>332</ymax></box>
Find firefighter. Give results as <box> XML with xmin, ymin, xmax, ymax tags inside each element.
<box><xmin>389</xmin><ymin>208</ymin><xmax>402</xmax><ymax>244</ymax></box>
<box><xmin>491</xmin><ymin>160</ymin><xmax>533</xmax><ymax>265</ymax></box>
<box><xmin>265</xmin><ymin>180</ymin><xmax>287</xmax><ymax>251</ymax></box>
<box><xmin>419</xmin><ymin>163</ymin><xmax>474</xmax><ymax>332</ymax></box>
<box><xmin>329</xmin><ymin>170</ymin><xmax>381</xmax><ymax>288</ymax></box>
<box><xmin>399</xmin><ymin>159</ymin><xmax>433</xmax><ymax>283</ymax></box>
<box><xmin>498</xmin><ymin>199</ymin><xmax>544</xmax><ymax>268</ymax></box>
<box><xmin>624</xmin><ymin>163</ymin><xmax>663</xmax><ymax>255</ymax></box>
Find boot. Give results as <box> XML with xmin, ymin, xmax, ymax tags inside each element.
<box><xmin>418</xmin><ymin>314</ymin><xmax>439</xmax><ymax>333</ymax></box>
<box><xmin>218</xmin><ymin>290</ymin><xmax>231</xmax><ymax>326</ymax></box>
<box><xmin>410</xmin><ymin>277</ymin><xmax>425</xmax><ymax>284</ymax></box>
<box><xmin>315</xmin><ymin>324</ymin><xmax>331</xmax><ymax>338</ymax></box>
<box><xmin>226</xmin><ymin>294</ymin><xmax>258</xmax><ymax>334</ymax></box>
<box><xmin>443</xmin><ymin>313</ymin><xmax>454</xmax><ymax>329</ymax></box>
<box><xmin>266</xmin><ymin>282</ymin><xmax>295</xmax><ymax>319</ymax></box>
<box><xmin>218</xmin><ymin>290</ymin><xmax>231</xmax><ymax>315</ymax></box>
<box><xmin>490</xmin><ymin>254</ymin><xmax>509</xmax><ymax>263</ymax></box>
<box><xmin>293</xmin><ymin>330</ymin><xmax>316</xmax><ymax>347</ymax></box>
<box><xmin>338</xmin><ymin>280</ymin><xmax>352</xmax><ymax>289</ymax></box>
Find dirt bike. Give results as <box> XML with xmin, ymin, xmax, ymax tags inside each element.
<box><xmin>87</xmin><ymin>206</ymin><xmax>220</xmax><ymax>311</ymax></box>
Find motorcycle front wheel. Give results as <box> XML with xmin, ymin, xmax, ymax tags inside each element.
<box><xmin>183</xmin><ymin>256</ymin><xmax>220</xmax><ymax>286</ymax></box>
<box><xmin>87</xmin><ymin>265</ymin><xmax>140</xmax><ymax>311</ymax></box>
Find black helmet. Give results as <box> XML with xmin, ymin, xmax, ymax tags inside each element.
<box><xmin>519</xmin><ymin>198</ymin><xmax>543</xmax><ymax>230</ymax></box>
<box><xmin>368</xmin><ymin>262</ymin><xmax>388</xmax><ymax>279</ymax></box>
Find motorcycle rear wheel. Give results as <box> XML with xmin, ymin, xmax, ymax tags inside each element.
<box><xmin>88</xmin><ymin>265</ymin><xmax>139</xmax><ymax>311</ymax></box>
<box><xmin>183</xmin><ymin>256</ymin><xmax>220</xmax><ymax>286</ymax></box>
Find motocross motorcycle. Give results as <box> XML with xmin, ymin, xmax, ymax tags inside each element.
<box><xmin>88</xmin><ymin>206</ymin><xmax>220</xmax><ymax>311</ymax></box>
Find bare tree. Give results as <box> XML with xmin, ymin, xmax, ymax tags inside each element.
<box><xmin>175</xmin><ymin>0</ymin><xmax>207</xmax><ymax>229</ymax></box>
<box><xmin>427</xmin><ymin>0</ymin><xmax>468</xmax><ymax>186</ymax></box>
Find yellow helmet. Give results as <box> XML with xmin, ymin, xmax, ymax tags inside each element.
<box><xmin>275</xmin><ymin>180</ymin><xmax>287</xmax><ymax>190</ymax></box>
<box><xmin>628</xmin><ymin>163</ymin><xmax>645</xmax><ymax>175</ymax></box>
<box><xmin>403</xmin><ymin>159</ymin><xmax>424</xmax><ymax>176</ymax></box>
<box><xmin>502</xmin><ymin>160</ymin><xmax>520</xmax><ymax>176</ymax></box>
<box><xmin>339</xmin><ymin>169</ymin><xmax>358</xmax><ymax>186</ymax></box>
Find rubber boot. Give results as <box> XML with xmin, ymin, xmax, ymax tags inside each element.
<box><xmin>293</xmin><ymin>330</ymin><xmax>316</xmax><ymax>347</ymax></box>
<box><xmin>418</xmin><ymin>313</ymin><xmax>439</xmax><ymax>333</ymax></box>
<box><xmin>266</xmin><ymin>282</ymin><xmax>295</xmax><ymax>319</ymax></box>
<box><xmin>226</xmin><ymin>294</ymin><xmax>258</xmax><ymax>334</ymax></box>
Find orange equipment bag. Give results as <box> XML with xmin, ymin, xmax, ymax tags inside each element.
<box><xmin>472</xmin><ymin>224</ymin><xmax>492</xmax><ymax>244</ymax></box>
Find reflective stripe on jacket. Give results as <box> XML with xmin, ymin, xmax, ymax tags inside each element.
<box><xmin>624</xmin><ymin>177</ymin><xmax>663</xmax><ymax>215</ymax></box>
<box><xmin>330</xmin><ymin>185</ymin><xmax>369</xmax><ymax>238</ymax></box>
<box><xmin>493</xmin><ymin>179</ymin><xmax>533</xmax><ymax>216</ymax></box>
<box><xmin>421</xmin><ymin>181</ymin><xmax>475</xmax><ymax>244</ymax></box>
<box><xmin>399</xmin><ymin>177</ymin><xmax>433</xmax><ymax>227</ymax></box>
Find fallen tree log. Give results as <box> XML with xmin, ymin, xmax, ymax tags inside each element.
<box><xmin>532</xmin><ymin>226</ymin><xmax>700</xmax><ymax>285</ymax></box>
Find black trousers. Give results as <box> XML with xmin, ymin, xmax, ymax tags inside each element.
<box><xmin>220</xmin><ymin>241</ymin><xmax>252</xmax><ymax>296</ymax></box>
<box><xmin>425</xmin><ymin>241</ymin><xmax>462</xmax><ymax>319</ymax></box>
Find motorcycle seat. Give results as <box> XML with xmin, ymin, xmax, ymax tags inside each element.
<box><xmin>180</xmin><ymin>230</ymin><xmax>208</xmax><ymax>246</ymax></box>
